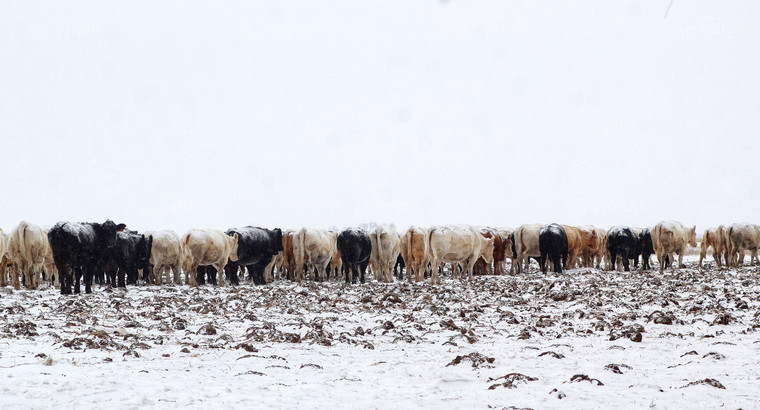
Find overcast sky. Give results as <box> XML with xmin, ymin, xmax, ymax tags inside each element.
<box><xmin>2</xmin><ymin>1</ymin><xmax>759</xmax><ymax>234</ymax></box>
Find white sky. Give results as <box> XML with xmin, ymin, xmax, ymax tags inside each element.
<box><xmin>2</xmin><ymin>1</ymin><xmax>759</xmax><ymax>234</ymax></box>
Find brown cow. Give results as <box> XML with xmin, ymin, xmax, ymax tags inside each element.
<box><xmin>562</xmin><ymin>225</ymin><xmax>598</xmax><ymax>270</ymax></box>
<box><xmin>699</xmin><ymin>226</ymin><xmax>726</xmax><ymax>268</ymax></box>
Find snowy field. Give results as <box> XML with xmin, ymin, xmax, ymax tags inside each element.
<box><xmin>1</xmin><ymin>259</ymin><xmax>759</xmax><ymax>409</ymax></box>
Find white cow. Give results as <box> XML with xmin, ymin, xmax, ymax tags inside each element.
<box><xmin>145</xmin><ymin>230</ymin><xmax>183</xmax><ymax>284</ymax></box>
<box><xmin>9</xmin><ymin>221</ymin><xmax>50</xmax><ymax>290</ymax></box>
<box><xmin>427</xmin><ymin>225</ymin><xmax>495</xmax><ymax>284</ymax></box>
<box><xmin>651</xmin><ymin>221</ymin><xmax>697</xmax><ymax>273</ymax></box>
<box><xmin>292</xmin><ymin>228</ymin><xmax>337</xmax><ymax>282</ymax></box>
<box><xmin>369</xmin><ymin>225</ymin><xmax>401</xmax><ymax>283</ymax></box>
<box><xmin>181</xmin><ymin>229</ymin><xmax>239</xmax><ymax>287</ymax></box>
<box><xmin>513</xmin><ymin>224</ymin><xmax>542</xmax><ymax>273</ymax></box>
<box><xmin>725</xmin><ymin>223</ymin><xmax>760</xmax><ymax>267</ymax></box>
<box><xmin>0</xmin><ymin>228</ymin><xmax>10</xmax><ymax>287</ymax></box>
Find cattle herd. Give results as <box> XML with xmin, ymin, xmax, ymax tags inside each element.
<box><xmin>0</xmin><ymin>220</ymin><xmax>759</xmax><ymax>295</ymax></box>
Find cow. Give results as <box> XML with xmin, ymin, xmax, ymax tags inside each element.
<box><xmin>143</xmin><ymin>230</ymin><xmax>183</xmax><ymax>284</ymax></box>
<box><xmin>369</xmin><ymin>225</ymin><xmax>401</xmax><ymax>283</ymax></box>
<box><xmin>427</xmin><ymin>225</ymin><xmax>495</xmax><ymax>283</ymax></box>
<box><xmin>48</xmin><ymin>220</ymin><xmax>127</xmax><ymax>294</ymax></box>
<box><xmin>699</xmin><ymin>226</ymin><xmax>727</xmax><ymax>268</ymax></box>
<box><xmin>539</xmin><ymin>223</ymin><xmax>568</xmax><ymax>273</ymax></box>
<box><xmin>606</xmin><ymin>226</ymin><xmax>639</xmax><ymax>272</ymax></box>
<box><xmin>337</xmin><ymin>227</ymin><xmax>372</xmax><ymax>284</ymax></box>
<box><xmin>580</xmin><ymin>226</ymin><xmax>606</xmax><ymax>269</ymax></box>
<box><xmin>400</xmin><ymin>226</ymin><xmax>429</xmax><ymax>283</ymax></box>
<box><xmin>493</xmin><ymin>228</ymin><xmax>511</xmax><ymax>275</ymax></box>
<box><xmin>725</xmin><ymin>223</ymin><xmax>760</xmax><ymax>267</ymax></box>
<box><xmin>101</xmin><ymin>230</ymin><xmax>153</xmax><ymax>287</ymax></box>
<box><xmin>327</xmin><ymin>247</ymin><xmax>343</xmax><ymax>281</ymax></box>
<box><xmin>473</xmin><ymin>227</ymin><xmax>509</xmax><ymax>276</ymax></box>
<box><xmin>279</xmin><ymin>230</ymin><xmax>296</xmax><ymax>281</ymax></box>
<box><xmin>651</xmin><ymin>221</ymin><xmax>697</xmax><ymax>274</ymax></box>
<box><xmin>181</xmin><ymin>229</ymin><xmax>239</xmax><ymax>287</ymax></box>
<box><xmin>639</xmin><ymin>227</ymin><xmax>655</xmax><ymax>270</ymax></box>
<box><xmin>9</xmin><ymin>221</ymin><xmax>52</xmax><ymax>290</ymax></box>
<box><xmin>292</xmin><ymin>228</ymin><xmax>337</xmax><ymax>282</ymax></box>
<box><xmin>223</xmin><ymin>227</ymin><xmax>283</xmax><ymax>286</ymax></box>
<box><xmin>393</xmin><ymin>254</ymin><xmax>405</xmax><ymax>279</ymax></box>
<box><xmin>513</xmin><ymin>224</ymin><xmax>542</xmax><ymax>273</ymax></box>
<box><xmin>0</xmin><ymin>228</ymin><xmax>11</xmax><ymax>287</ymax></box>
<box><xmin>561</xmin><ymin>225</ymin><xmax>598</xmax><ymax>270</ymax></box>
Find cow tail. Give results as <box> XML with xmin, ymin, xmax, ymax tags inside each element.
<box><xmin>406</xmin><ymin>229</ymin><xmax>414</xmax><ymax>268</ymax></box>
<box><xmin>293</xmin><ymin>228</ymin><xmax>305</xmax><ymax>270</ymax></box>
<box><xmin>375</xmin><ymin>228</ymin><xmax>383</xmax><ymax>277</ymax></box>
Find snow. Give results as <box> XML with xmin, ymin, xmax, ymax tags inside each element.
<box><xmin>2</xmin><ymin>260</ymin><xmax>759</xmax><ymax>409</ymax></box>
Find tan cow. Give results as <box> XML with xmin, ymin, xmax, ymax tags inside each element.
<box><xmin>292</xmin><ymin>228</ymin><xmax>337</xmax><ymax>282</ymax></box>
<box><xmin>369</xmin><ymin>225</ymin><xmax>401</xmax><ymax>283</ymax></box>
<box><xmin>651</xmin><ymin>221</ymin><xmax>697</xmax><ymax>273</ymax></box>
<box><xmin>328</xmin><ymin>247</ymin><xmax>342</xmax><ymax>281</ymax></box>
<box><xmin>41</xmin><ymin>229</ymin><xmax>59</xmax><ymax>288</ymax></box>
<box><xmin>181</xmin><ymin>229</ymin><xmax>239</xmax><ymax>287</ymax></box>
<box><xmin>562</xmin><ymin>225</ymin><xmax>598</xmax><ymax>270</ymax></box>
<box><xmin>580</xmin><ymin>226</ymin><xmax>607</xmax><ymax>269</ymax></box>
<box><xmin>144</xmin><ymin>230</ymin><xmax>183</xmax><ymax>284</ymax></box>
<box><xmin>427</xmin><ymin>225</ymin><xmax>495</xmax><ymax>284</ymax></box>
<box><xmin>400</xmin><ymin>226</ymin><xmax>429</xmax><ymax>283</ymax></box>
<box><xmin>699</xmin><ymin>226</ymin><xmax>727</xmax><ymax>268</ymax></box>
<box><xmin>726</xmin><ymin>223</ymin><xmax>760</xmax><ymax>267</ymax></box>
<box><xmin>9</xmin><ymin>221</ymin><xmax>50</xmax><ymax>290</ymax></box>
<box><xmin>513</xmin><ymin>224</ymin><xmax>542</xmax><ymax>273</ymax></box>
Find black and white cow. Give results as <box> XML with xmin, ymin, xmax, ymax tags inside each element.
<box><xmin>337</xmin><ymin>228</ymin><xmax>372</xmax><ymax>284</ymax></box>
<box><xmin>224</xmin><ymin>227</ymin><xmax>283</xmax><ymax>286</ymax></box>
<box><xmin>539</xmin><ymin>223</ymin><xmax>568</xmax><ymax>274</ymax></box>
<box><xmin>607</xmin><ymin>226</ymin><xmax>639</xmax><ymax>272</ymax></box>
<box><xmin>47</xmin><ymin>220</ymin><xmax>126</xmax><ymax>294</ymax></box>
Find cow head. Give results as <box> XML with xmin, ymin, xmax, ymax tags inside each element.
<box><xmin>688</xmin><ymin>225</ymin><xmax>698</xmax><ymax>247</ymax></box>
<box><xmin>480</xmin><ymin>237</ymin><xmax>496</xmax><ymax>264</ymax></box>
<box><xmin>229</xmin><ymin>233</ymin><xmax>239</xmax><ymax>262</ymax></box>
<box><xmin>94</xmin><ymin>220</ymin><xmax>127</xmax><ymax>248</ymax></box>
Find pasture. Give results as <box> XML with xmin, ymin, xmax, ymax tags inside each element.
<box><xmin>1</xmin><ymin>258</ymin><xmax>758</xmax><ymax>409</ymax></box>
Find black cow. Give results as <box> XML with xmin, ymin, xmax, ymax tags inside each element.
<box><xmin>224</xmin><ymin>227</ymin><xmax>283</xmax><ymax>286</ymax></box>
<box><xmin>639</xmin><ymin>228</ymin><xmax>654</xmax><ymax>270</ymax></box>
<box><xmin>393</xmin><ymin>254</ymin><xmax>405</xmax><ymax>280</ymax></box>
<box><xmin>539</xmin><ymin>223</ymin><xmax>568</xmax><ymax>274</ymax></box>
<box><xmin>102</xmin><ymin>230</ymin><xmax>153</xmax><ymax>287</ymax></box>
<box><xmin>337</xmin><ymin>228</ymin><xmax>372</xmax><ymax>284</ymax></box>
<box><xmin>197</xmin><ymin>265</ymin><xmax>218</xmax><ymax>285</ymax></box>
<box><xmin>607</xmin><ymin>226</ymin><xmax>639</xmax><ymax>271</ymax></box>
<box><xmin>47</xmin><ymin>220</ymin><xmax>126</xmax><ymax>295</ymax></box>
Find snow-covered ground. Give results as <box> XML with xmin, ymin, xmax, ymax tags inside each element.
<box><xmin>2</xmin><ymin>260</ymin><xmax>759</xmax><ymax>409</ymax></box>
